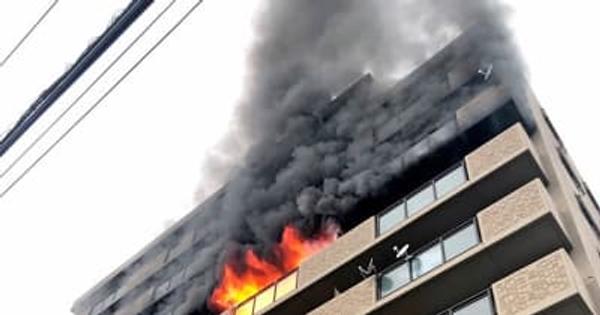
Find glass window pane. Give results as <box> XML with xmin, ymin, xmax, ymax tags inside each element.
<box><xmin>454</xmin><ymin>294</ymin><xmax>494</xmax><ymax>315</ymax></box>
<box><xmin>411</xmin><ymin>242</ymin><xmax>443</xmax><ymax>278</ymax></box>
<box><xmin>254</xmin><ymin>286</ymin><xmax>275</xmax><ymax>313</ymax></box>
<box><xmin>406</xmin><ymin>185</ymin><xmax>435</xmax><ymax>217</ymax></box>
<box><xmin>443</xmin><ymin>222</ymin><xmax>479</xmax><ymax>260</ymax></box>
<box><xmin>379</xmin><ymin>262</ymin><xmax>410</xmax><ymax>297</ymax></box>
<box><xmin>378</xmin><ymin>202</ymin><xmax>406</xmax><ymax>235</ymax></box>
<box><xmin>435</xmin><ymin>165</ymin><xmax>467</xmax><ymax>198</ymax></box>
<box><xmin>235</xmin><ymin>299</ymin><xmax>254</xmax><ymax>315</ymax></box>
<box><xmin>275</xmin><ymin>272</ymin><xmax>297</xmax><ymax>300</ymax></box>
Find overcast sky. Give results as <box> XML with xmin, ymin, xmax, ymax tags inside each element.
<box><xmin>0</xmin><ymin>1</ymin><xmax>599</xmax><ymax>314</ymax></box>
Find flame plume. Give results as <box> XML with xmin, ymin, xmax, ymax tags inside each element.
<box><xmin>209</xmin><ymin>223</ymin><xmax>339</xmax><ymax>312</ymax></box>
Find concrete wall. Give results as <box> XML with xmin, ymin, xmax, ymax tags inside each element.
<box><xmin>298</xmin><ymin>218</ymin><xmax>376</xmax><ymax>287</ymax></box>
<box><xmin>465</xmin><ymin>123</ymin><xmax>533</xmax><ymax>179</ymax></box>
<box><xmin>522</xmin><ymin>87</ymin><xmax>600</xmax><ymax>312</ymax></box>
<box><xmin>477</xmin><ymin>179</ymin><xmax>551</xmax><ymax>243</ymax></box>
<box><xmin>307</xmin><ymin>277</ymin><xmax>376</xmax><ymax>315</ymax></box>
<box><xmin>492</xmin><ymin>249</ymin><xmax>595</xmax><ymax>315</ymax></box>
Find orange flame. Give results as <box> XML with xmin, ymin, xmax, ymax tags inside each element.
<box><xmin>209</xmin><ymin>223</ymin><xmax>339</xmax><ymax>312</ymax></box>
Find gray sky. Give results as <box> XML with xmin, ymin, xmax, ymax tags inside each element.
<box><xmin>0</xmin><ymin>1</ymin><xmax>599</xmax><ymax>314</ymax></box>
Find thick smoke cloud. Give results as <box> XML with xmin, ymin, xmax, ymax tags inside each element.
<box><xmin>200</xmin><ymin>0</ymin><xmax>511</xmax><ymax>245</ymax></box>
<box><xmin>181</xmin><ymin>1</ymin><xmax>516</xmax><ymax>314</ymax></box>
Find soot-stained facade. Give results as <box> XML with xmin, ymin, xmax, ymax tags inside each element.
<box><xmin>72</xmin><ymin>27</ymin><xmax>600</xmax><ymax>315</ymax></box>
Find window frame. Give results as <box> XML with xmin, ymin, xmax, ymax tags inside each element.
<box><xmin>377</xmin><ymin>218</ymin><xmax>480</xmax><ymax>299</ymax></box>
<box><xmin>441</xmin><ymin>219</ymin><xmax>481</xmax><ymax>262</ymax></box>
<box><xmin>375</xmin><ymin>162</ymin><xmax>468</xmax><ymax>236</ymax></box>
<box><xmin>376</xmin><ymin>200</ymin><xmax>407</xmax><ymax>235</ymax></box>
<box><xmin>405</xmin><ymin>182</ymin><xmax>436</xmax><ymax>217</ymax></box>
<box><xmin>436</xmin><ymin>289</ymin><xmax>496</xmax><ymax>315</ymax></box>
<box><xmin>230</xmin><ymin>270</ymin><xmax>299</xmax><ymax>315</ymax></box>
<box><xmin>433</xmin><ymin>163</ymin><xmax>468</xmax><ymax>199</ymax></box>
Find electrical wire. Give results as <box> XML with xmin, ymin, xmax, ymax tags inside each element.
<box><xmin>0</xmin><ymin>1</ymin><xmax>203</xmax><ymax>198</ymax></box>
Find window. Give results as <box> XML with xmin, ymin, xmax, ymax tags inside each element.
<box><xmin>235</xmin><ymin>299</ymin><xmax>254</xmax><ymax>315</ymax></box>
<box><xmin>230</xmin><ymin>271</ymin><xmax>298</xmax><ymax>315</ymax></box>
<box><xmin>254</xmin><ymin>286</ymin><xmax>275</xmax><ymax>313</ymax></box>
<box><xmin>380</xmin><ymin>262</ymin><xmax>410</xmax><ymax>297</ymax></box>
<box><xmin>443</xmin><ymin>223</ymin><xmax>479</xmax><ymax>260</ymax></box>
<box><xmin>411</xmin><ymin>243</ymin><xmax>443</xmax><ymax>278</ymax></box>
<box><xmin>275</xmin><ymin>271</ymin><xmax>297</xmax><ymax>300</ymax></box>
<box><xmin>406</xmin><ymin>185</ymin><xmax>435</xmax><ymax>216</ymax></box>
<box><xmin>376</xmin><ymin>164</ymin><xmax>468</xmax><ymax>236</ymax></box>
<box><xmin>435</xmin><ymin>165</ymin><xmax>467</xmax><ymax>198</ymax></box>
<box><xmin>437</xmin><ymin>291</ymin><xmax>495</xmax><ymax>315</ymax></box>
<box><xmin>377</xmin><ymin>219</ymin><xmax>481</xmax><ymax>298</ymax></box>
<box><xmin>454</xmin><ymin>293</ymin><xmax>494</xmax><ymax>315</ymax></box>
<box><xmin>378</xmin><ymin>202</ymin><xmax>406</xmax><ymax>235</ymax></box>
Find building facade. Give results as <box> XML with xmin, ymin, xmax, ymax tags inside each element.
<box><xmin>72</xmin><ymin>28</ymin><xmax>600</xmax><ymax>315</ymax></box>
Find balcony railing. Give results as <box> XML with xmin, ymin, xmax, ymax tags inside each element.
<box><xmin>232</xmin><ymin>271</ymin><xmax>298</xmax><ymax>315</ymax></box>
<box><xmin>378</xmin><ymin>218</ymin><xmax>480</xmax><ymax>298</ymax></box>
<box><xmin>376</xmin><ymin>163</ymin><xmax>468</xmax><ymax>235</ymax></box>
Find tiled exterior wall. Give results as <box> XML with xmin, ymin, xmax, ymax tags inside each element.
<box><xmin>307</xmin><ymin>277</ymin><xmax>376</xmax><ymax>315</ymax></box>
<box><xmin>298</xmin><ymin>218</ymin><xmax>376</xmax><ymax>286</ymax></box>
<box><xmin>492</xmin><ymin>249</ymin><xmax>583</xmax><ymax>315</ymax></box>
<box><xmin>465</xmin><ymin>123</ymin><xmax>531</xmax><ymax>179</ymax></box>
<box><xmin>477</xmin><ymin>179</ymin><xmax>551</xmax><ymax>243</ymax></box>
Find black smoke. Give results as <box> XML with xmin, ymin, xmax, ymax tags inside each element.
<box><xmin>173</xmin><ymin>1</ymin><xmax>519</xmax><ymax>314</ymax></box>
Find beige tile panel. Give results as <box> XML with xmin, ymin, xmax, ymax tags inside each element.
<box><xmin>465</xmin><ymin>123</ymin><xmax>532</xmax><ymax>179</ymax></box>
<box><xmin>477</xmin><ymin>179</ymin><xmax>551</xmax><ymax>243</ymax></box>
<box><xmin>492</xmin><ymin>249</ymin><xmax>593</xmax><ymax>315</ymax></box>
<box><xmin>298</xmin><ymin>218</ymin><xmax>376</xmax><ymax>286</ymax></box>
<box><xmin>308</xmin><ymin>277</ymin><xmax>376</xmax><ymax>315</ymax></box>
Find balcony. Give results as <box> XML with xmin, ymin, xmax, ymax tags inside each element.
<box><xmin>492</xmin><ymin>249</ymin><xmax>596</xmax><ymax>315</ymax></box>
<box><xmin>259</xmin><ymin>123</ymin><xmax>548</xmax><ymax>315</ymax></box>
<box><xmin>433</xmin><ymin>248</ymin><xmax>597</xmax><ymax>315</ymax></box>
<box><xmin>306</xmin><ymin>179</ymin><xmax>571</xmax><ymax>315</ymax></box>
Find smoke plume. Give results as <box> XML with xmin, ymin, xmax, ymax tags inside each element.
<box><xmin>183</xmin><ymin>1</ymin><xmax>517</xmax><ymax>314</ymax></box>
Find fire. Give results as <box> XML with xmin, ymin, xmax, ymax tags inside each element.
<box><xmin>209</xmin><ymin>223</ymin><xmax>339</xmax><ymax>312</ymax></box>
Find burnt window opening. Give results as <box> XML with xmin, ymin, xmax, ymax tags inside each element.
<box><xmin>576</xmin><ymin>195</ymin><xmax>600</xmax><ymax>240</ymax></box>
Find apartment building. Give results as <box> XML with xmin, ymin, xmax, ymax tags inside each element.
<box><xmin>72</xmin><ymin>27</ymin><xmax>600</xmax><ymax>315</ymax></box>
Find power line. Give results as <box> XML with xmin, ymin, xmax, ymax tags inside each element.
<box><xmin>0</xmin><ymin>0</ymin><xmax>153</xmax><ymax>157</ymax></box>
<box><xmin>0</xmin><ymin>1</ymin><xmax>59</xmax><ymax>67</ymax></box>
<box><xmin>0</xmin><ymin>1</ymin><xmax>203</xmax><ymax>198</ymax></box>
<box><xmin>0</xmin><ymin>0</ymin><xmax>177</xmax><ymax>180</ymax></box>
